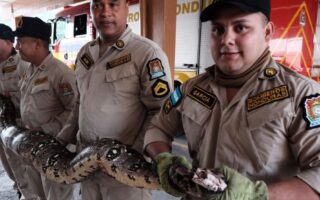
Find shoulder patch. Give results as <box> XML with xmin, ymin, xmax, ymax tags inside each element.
<box><xmin>2</xmin><ymin>65</ymin><xmax>17</xmax><ymax>74</ymax></box>
<box><xmin>106</xmin><ymin>54</ymin><xmax>131</xmax><ymax>69</ymax></box>
<box><xmin>34</xmin><ymin>76</ymin><xmax>48</xmax><ymax>86</ymax></box>
<box><xmin>301</xmin><ymin>93</ymin><xmax>320</xmax><ymax>129</ymax></box>
<box><xmin>170</xmin><ymin>87</ymin><xmax>183</xmax><ymax>107</ymax></box>
<box><xmin>59</xmin><ymin>83</ymin><xmax>74</xmax><ymax>96</ymax></box>
<box><xmin>247</xmin><ymin>85</ymin><xmax>289</xmax><ymax>112</ymax></box>
<box><xmin>80</xmin><ymin>53</ymin><xmax>94</xmax><ymax>70</ymax></box>
<box><xmin>152</xmin><ymin>79</ymin><xmax>170</xmax><ymax>98</ymax></box>
<box><xmin>187</xmin><ymin>86</ymin><xmax>216</xmax><ymax>109</ymax></box>
<box><xmin>147</xmin><ymin>58</ymin><xmax>166</xmax><ymax>80</ymax></box>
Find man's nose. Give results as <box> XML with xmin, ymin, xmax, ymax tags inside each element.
<box><xmin>221</xmin><ymin>29</ymin><xmax>235</xmax><ymax>45</ymax></box>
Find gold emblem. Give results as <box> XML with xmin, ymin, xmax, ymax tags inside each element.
<box><xmin>264</xmin><ymin>67</ymin><xmax>277</xmax><ymax>78</ymax></box>
<box><xmin>152</xmin><ymin>79</ymin><xmax>169</xmax><ymax>98</ymax></box>
<box><xmin>34</xmin><ymin>76</ymin><xmax>48</xmax><ymax>86</ymax></box>
<box><xmin>2</xmin><ymin>65</ymin><xmax>17</xmax><ymax>74</ymax></box>
<box><xmin>115</xmin><ymin>40</ymin><xmax>125</xmax><ymax>48</ymax></box>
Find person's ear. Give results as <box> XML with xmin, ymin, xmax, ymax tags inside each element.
<box><xmin>265</xmin><ymin>21</ymin><xmax>274</xmax><ymax>42</ymax></box>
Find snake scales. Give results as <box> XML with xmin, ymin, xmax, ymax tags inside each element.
<box><xmin>0</xmin><ymin>94</ymin><xmax>226</xmax><ymax>197</ymax></box>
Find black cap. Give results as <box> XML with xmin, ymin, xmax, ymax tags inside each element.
<box><xmin>200</xmin><ymin>0</ymin><xmax>270</xmax><ymax>22</ymax></box>
<box><xmin>0</xmin><ymin>24</ymin><xmax>14</xmax><ymax>43</ymax></box>
<box><xmin>14</xmin><ymin>16</ymin><xmax>51</xmax><ymax>42</ymax></box>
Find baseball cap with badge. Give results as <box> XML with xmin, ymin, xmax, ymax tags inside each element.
<box><xmin>14</xmin><ymin>16</ymin><xmax>51</xmax><ymax>43</ymax></box>
<box><xmin>0</xmin><ymin>24</ymin><xmax>15</xmax><ymax>43</ymax></box>
<box><xmin>200</xmin><ymin>0</ymin><xmax>271</xmax><ymax>22</ymax></box>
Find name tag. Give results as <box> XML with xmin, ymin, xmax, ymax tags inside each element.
<box><xmin>187</xmin><ymin>86</ymin><xmax>216</xmax><ymax>109</ymax></box>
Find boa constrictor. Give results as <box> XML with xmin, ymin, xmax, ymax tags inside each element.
<box><xmin>0</xmin><ymin>94</ymin><xmax>226</xmax><ymax>197</ymax></box>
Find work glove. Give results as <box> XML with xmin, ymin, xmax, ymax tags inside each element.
<box><xmin>155</xmin><ymin>152</ymin><xmax>192</xmax><ymax>197</ymax></box>
<box><xmin>207</xmin><ymin>166</ymin><xmax>268</xmax><ymax>200</ymax></box>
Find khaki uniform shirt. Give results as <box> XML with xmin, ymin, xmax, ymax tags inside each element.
<box><xmin>73</xmin><ymin>27</ymin><xmax>172</xmax><ymax>150</ymax></box>
<box><xmin>144</xmin><ymin>57</ymin><xmax>320</xmax><ymax>195</ymax></box>
<box><xmin>20</xmin><ymin>54</ymin><xmax>78</xmax><ymax>136</ymax></box>
<box><xmin>0</xmin><ymin>50</ymin><xmax>28</xmax><ymax>111</ymax></box>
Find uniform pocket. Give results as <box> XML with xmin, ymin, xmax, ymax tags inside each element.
<box><xmin>31</xmin><ymin>83</ymin><xmax>50</xmax><ymax>94</ymax></box>
<box><xmin>105</xmin><ymin>63</ymin><xmax>137</xmax><ymax>82</ymax></box>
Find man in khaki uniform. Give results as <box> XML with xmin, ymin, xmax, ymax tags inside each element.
<box><xmin>57</xmin><ymin>0</ymin><xmax>172</xmax><ymax>199</ymax></box>
<box><xmin>15</xmin><ymin>16</ymin><xmax>78</xmax><ymax>200</ymax></box>
<box><xmin>0</xmin><ymin>23</ymin><xmax>28</xmax><ymax>199</ymax></box>
<box><xmin>144</xmin><ymin>0</ymin><xmax>320</xmax><ymax>200</ymax></box>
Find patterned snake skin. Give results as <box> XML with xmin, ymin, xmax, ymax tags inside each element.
<box><xmin>0</xmin><ymin>94</ymin><xmax>227</xmax><ymax>197</ymax></box>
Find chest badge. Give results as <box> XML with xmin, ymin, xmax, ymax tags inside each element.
<box><xmin>2</xmin><ymin>65</ymin><xmax>17</xmax><ymax>74</ymax></box>
<box><xmin>247</xmin><ymin>85</ymin><xmax>289</xmax><ymax>111</ymax></box>
<box><xmin>34</xmin><ymin>76</ymin><xmax>48</xmax><ymax>86</ymax></box>
<box><xmin>106</xmin><ymin>54</ymin><xmax>131</xmax><ymax>69</ymax></box>
<box><xmin>187</xmin><ymin>86</ymin><xmax>216</xmax><ymax>109</ymax></box>
<box><xmin>147</xmin><ymin>58</ymin><xmax>166</xmax><ymax>80</ymax></box>
<box><xmin>80</xmin><ymin>53</ymin><xmax>94</xmax><ymax>70</ymax></box>
<box><xmin>301</xmin><ymin>94</ymin><xmax>320</xmax><ymax>129</ymax></box>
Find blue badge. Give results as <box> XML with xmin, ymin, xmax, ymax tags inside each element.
<box><xmin>301</xmin><ymin>94</ymin><xmax>320</xmax><ymax>129</ymax></box>
<box><xmin>170</xmin><ymin>87</ymin><xmax>182</xmax><ymax>107</ymax></box>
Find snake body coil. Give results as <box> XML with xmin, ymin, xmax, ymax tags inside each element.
<box><xmin>0</xmin><ymin>94</ymin><xmax>159</xmax><ymax>189</ymax></box>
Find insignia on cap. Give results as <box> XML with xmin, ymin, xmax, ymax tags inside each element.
<box><xmin>152</xmin><ymin>79</ymin><xmax>170</xmax><ymax>98</ymax></box>
<box><xmin>80</xmin><ymin>53</ymin><xmax>94</xmax><ymax>70</ymax></box>
<box><xmin>301</xmin><ymin>94</ymin><xmax>320</xmax><ymax>129</ymax></box>
<box><xmin>106</xmin><ymin>54</ymin><xmax>131</xmax><ymax>69</ymax></box>
<box><xmin>147</xmin><ymin>58</ymin><xmax>166</xmax><ymax>80</ymax></box>
<box><xmin>163</xmin><ymin>98</ymin><xmax>173</xmax><ymax>114</ymax></box>
<box><xmin>170</xmin><ymin>87</ymin><xmax>183</xmax><ymax>107</ymax></box>
<box><xmin>264</xmin><ymin>67</ymin><xmax>277</xmax><ymax>78</ymax></box>
<box><xmin>15</xmin><ymin>16</ymin><xmax>23</xmax><ymax>28</ymax></box>
<box><xmin>34</xmin><ymin>76</ymin><xmax>48</xmax><ymax>86</ymax></box>
<box><xmin>247</xmin><ymin>85</ymin><xmax>289</xmax><ymax>112</ymax></box>
<box><xmin>59</xmin><ymin>83</ymin><xmax>73</xmax><ymax>96</ymax></box>
<box><xmin>2</xmin><ymin>65</ymin><xmax>17</xmax><ymax>74</ymax></box>
<box><xmin>115</xmin><ymin>40</ymin><xmax>125</xmax><ymax>48</ymax></box>
<box><xmin>187</xmin><ymin>86</ymin><xmax>216</xmax><ymax>110</ymax></box>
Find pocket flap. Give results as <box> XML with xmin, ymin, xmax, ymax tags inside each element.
<box><xmin>31</xmin><ymin>83</ymin><xmax>50</xmax><ymax>94</ymax></box>
<box><xmin>105</xmin><ymin>64</ymin><xmax>137</xmax><ymax>82</ymax></box>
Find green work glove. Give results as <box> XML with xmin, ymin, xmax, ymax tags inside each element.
<box><xmin>208</xmin><ymin>166</ymin><xmax>268</xmax><ymax>200</ymax></box>
<box><xmin>155</xmin><ymin>152</ymin><xmax>192</xmax><ymax>197</ymax></box>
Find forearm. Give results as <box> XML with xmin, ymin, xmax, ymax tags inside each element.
<box><xmin>268</xmin><ymin>177</ymin><xmax>319</xmax><ymax>200</ymax></box>
<box><xmin>145</xmin><ymin>141</ymin><xmax>171</xmax><ymax>159</ymax></box>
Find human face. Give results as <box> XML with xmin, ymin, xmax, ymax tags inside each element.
<box><xmin>91</xmin><ymin>0</ymin><xmax>129</xmax><ymax>43</ymax></box>
<box><xmin>210</xmin><ymin>7</ymin><xmax>273</xmax><ymax>75</ymax></box>
<box><xmin>15</xmin><ymin>37</ymin><xmax>37</xmax><ymax>63</ymax></box>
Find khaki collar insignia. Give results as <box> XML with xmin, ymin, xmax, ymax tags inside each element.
<box><xmin>247</xmin><ymin>85</ymin><xmax>289</xmax><ymax>111</ymax></box>
<box><xmin>106</xmin><ymin>54</ymin><xmax>131</xmax><ymax>69</ymax></box>
<box><xmin>80</xmin><ymin>53</ymin><xmax>94</xmax><ymax>70</ymax></box>
<box><xmin>187</xmin><ymin>86</ymin><xmax>216</xmax><ymax>109</ymax></box>
<box><xmin>34</xmin><ymin>76</ymin><xmax>48</xmax><ymax>86</ymax></box>
<box><xmin>264</xmin><ymin>67</ymin><xmax>277</xmax><ymax>78</ymax></box>
<box><xmin>115</xmin><ymin>40</ymin><xmax>125</xmax><ymax>49</ymax></box>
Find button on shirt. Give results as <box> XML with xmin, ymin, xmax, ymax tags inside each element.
<box><xmin>75</xmin><ymin>27</ymin><xmax>172</xmax><ymax>149</ymax></box>
<box><xmin>20</xmin><ymin>54</ymin><xmax>78</xmax><ymax>136</ymax></box>
<box><xmin>144</xmin><ymin>57</ymin><xmax>320</xmax><ymax>195</ymax></box>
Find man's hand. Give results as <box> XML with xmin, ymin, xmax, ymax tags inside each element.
<box><xmin>208</xmin><ymin>166</ymin><xmax>268</xmax><ymax>200</ymax></box>
<box><xmin>155</xmin><ymin>152</ymin><xmax>192</xmax><ymax>197</ymax></box>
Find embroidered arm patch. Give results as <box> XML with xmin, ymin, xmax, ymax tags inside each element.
<box><xmin>301</xmin><ymin>93</ymin><xmax>320</xmax><ymax>129</ymax></box>
<box><xmin>147</xmin><ymin>58</ymin><xmax>166</xmax><ymax>80</ymax></box>
<box><xmin>59</xmin><ymin>83</ymin><xmax>74</xmax><ymax>96</ymax></box>
<box><xmin>151</xmin><ymin>79</ymin><xmax>169</xmax><ymax>98</ymax></box>
<box><xmin>162</xmin><ymin>87</ymin><xmax>183</xmax><ymax>114</ymax></box>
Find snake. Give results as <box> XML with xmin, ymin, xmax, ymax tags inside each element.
<box><xmin>0</xmin><ymin>94</ymin><xmax>227</xmax><ymax>197</ymax></box>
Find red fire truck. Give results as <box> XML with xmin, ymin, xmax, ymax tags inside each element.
<box><xmin>51</xmin><ymin>0</ymin><xmax>320</xmax><ymax>82</ymax></box>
